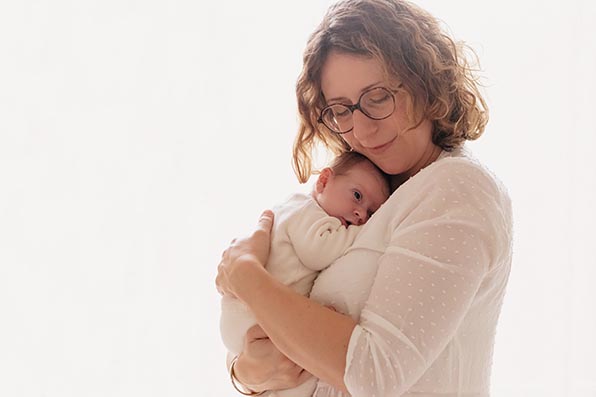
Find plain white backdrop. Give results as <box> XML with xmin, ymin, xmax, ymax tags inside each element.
<box><xmin>1</xmin><ymin>1</ymin><xmax>595</xmax><ymax>396</ymax></box>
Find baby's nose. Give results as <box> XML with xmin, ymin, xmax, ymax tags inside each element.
<box><xmin>354</xmin><ymin>207</ymin><xmax>368</xmax><ymax>225</ymax></box>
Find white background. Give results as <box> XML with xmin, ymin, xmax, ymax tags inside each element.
<box><xmin>1</xmin><ymin>1</ymin><xmax>595</xmax><ymax>396</ymax></box>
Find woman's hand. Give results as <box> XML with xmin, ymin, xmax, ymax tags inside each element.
<box><xmin>234</xmin><ymin>325</ymin><xmax>314</xmax><ymax>392</ymax></box>
<box><xmin>215</xmin><ymin>210</ymin><xmax>274</xmax><ymax>298</ymax></box>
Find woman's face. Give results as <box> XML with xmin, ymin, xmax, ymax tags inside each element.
<box><xmin>320</xmin><ymin>51</ymin><xmax>440</xmax><ymax>177</ymax></box>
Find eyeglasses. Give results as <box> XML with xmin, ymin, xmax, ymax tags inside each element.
<box><xmin>318</xmin><ymin>86</ymin><xmax>399</xmax><ymax>134</ymax></box>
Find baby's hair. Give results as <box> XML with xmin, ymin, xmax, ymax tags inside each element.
<box><xmin>329</xmin><ymin>151</ymin><xmax>373</xmax><ymax>175</ymax></box>
<box><xmin>328</xmin><ymin>151</ymin><xmax>391</xmax><ymax>195</ymax></box>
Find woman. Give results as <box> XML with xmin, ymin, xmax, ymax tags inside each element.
<box><xmin>216</xmin><ymin>0</ymin><xmax>513</xmax><ymax>396</ymax></box>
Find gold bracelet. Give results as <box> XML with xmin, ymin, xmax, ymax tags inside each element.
<box><xmin>229</xmin><ymin>356</ymin><xmax>266</xmax><ymax>396</ymax></box>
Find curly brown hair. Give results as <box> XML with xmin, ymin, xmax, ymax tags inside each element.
<box><xmin>292</xmin><ymin>0</ymin><xmax>488</xmax><ymax>183</ymax></box>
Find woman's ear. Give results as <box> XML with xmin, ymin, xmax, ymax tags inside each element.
<box><xmin>315</xmin><ymin>168</ymin><xmax>333</xmax><ymax>193</ymax></box>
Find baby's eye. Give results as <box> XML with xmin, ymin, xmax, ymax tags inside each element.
<box><xmin>353</xmin><ymin>190</ymin><xmax>362</xmax><ymax>201</ymax></box>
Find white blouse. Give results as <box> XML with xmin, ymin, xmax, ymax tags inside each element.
<box><xmin>309</xmin><ymin>148</ymin><xmax>513</xmax><ymax>397</ymax></box>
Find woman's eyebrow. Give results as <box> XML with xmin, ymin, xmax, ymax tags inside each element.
<box><xmin>326</xmin><ymin>81</ymin><xmax>383</xmax><ymax>103</ymax></box>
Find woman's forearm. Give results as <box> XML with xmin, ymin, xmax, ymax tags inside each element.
<box><xmin>231</xmin><ymin>257</ymin><xmax>356</xmax><ymax>392</ymax></box>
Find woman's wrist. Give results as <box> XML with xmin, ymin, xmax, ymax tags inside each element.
<box><xmin>231</xmin><ymin>354</ymin><xmax>265</xmax><ymax>395</ymax></box>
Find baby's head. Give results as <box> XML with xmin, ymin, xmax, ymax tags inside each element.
<box><xmin>313</xmin><ymin>152</ymin><xmax>390</xmax><ymax>227</ymax></box>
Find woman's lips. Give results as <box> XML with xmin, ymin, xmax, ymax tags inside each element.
<box><xmin>366</xmin><ymin>137</ymin><xmax>396</xmax><ymax>155</ymax></box>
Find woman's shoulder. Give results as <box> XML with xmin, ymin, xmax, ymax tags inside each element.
<box><xmin>406</xmin><ymin>145</ymin><xmax>510</xmax><ymax>204</ymax></box>
<box><xmin>381</xmin><ymin>146</ymin><xmax>513</xmax><ymax>265</ymax></box>
<box><xmin>379</xmin><ymin>145</ymin><xmax>513</xmax><ymax>235</ymax></box>
<box><xmin>352</xmin><ymin>145</ymin><xmax>513</xmax><ymax>271</ymax></box>
<box><xmin>425</xmin><ymin>145</ymin><xmax>490</xmax><ymax>178</ymax></box>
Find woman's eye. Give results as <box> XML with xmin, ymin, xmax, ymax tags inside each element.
<box><xmin>334</xmin><ymin>108</ymin><xmax>351</xmax><ymax>118</ymax></box>
<box><xmin>353</xmin><ymin>191</ymin><xmax>362</xmax><ymax>201</ymax></box>
<box><xmin>366</xmin><ymin>92</ymin><xmax>391</xmax><ymax>106</ymax></box>
<box><xmin>369</xmin><ymin>93</ymin><xmax>390</xmax><ymax>104</ymax></box>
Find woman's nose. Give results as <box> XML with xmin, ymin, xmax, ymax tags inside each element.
<box><xmin>351</xmin><ymin>110</ymin><xmax>377</xmax><ymax>142</ymax></box>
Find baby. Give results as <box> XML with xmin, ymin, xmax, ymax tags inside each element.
<box><xmin>220</xmin><ymin>151</ymin><xmax>390</xmax><ymax>397</ymax></box>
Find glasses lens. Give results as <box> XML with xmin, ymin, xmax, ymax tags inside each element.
<box><xmin>361</xmin><ymin>88</ymin><xmax>395</xmax><ymax>119</ymax></box>
<box><xmin>322</xmin><ymin>105</ymin><xmax>352</xmax><ymax>133</ymax></box>
<box><xmin>320</xmin><ymin>88</ymin><xmax>396</xmax><ymax>134</ymax></box>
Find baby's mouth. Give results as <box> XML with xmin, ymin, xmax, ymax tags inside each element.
<box><xmin>340</xmin><ymin>217</ymin><xmax>352</xmax><ymax>227</ymax></box>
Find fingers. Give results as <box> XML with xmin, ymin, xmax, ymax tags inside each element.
<box><xmin>295</xmin><ymin>369</ymin><xmax>315</xmax><ymax>386</ymax></box>
<box><xmin>246</xmin><ymin>324</ymin><xmax>268</xmax><ymax>341</ymax></box>
<box><xmin>256</xmin><ymin>210</ymin><xmax>274</xmax><ymax>233</ymax></box>
<box><xmin>216</xmin><ymin>211</ymin><xmax>273</xmax><ymax>299</ymax></box>
<box><xmin>279</xmin><ymin>363</ymin><xmax>313</xmax><ymax>388</ymax></box>
<box><xmin>215</xmin><ymin>262</ymin><xmax>227</xmax><ymax>296</ymax></box>
<box><xmin>215</xmin><ymin>265</ymin><xmax>223</xmax><ymax>295</ymax></box>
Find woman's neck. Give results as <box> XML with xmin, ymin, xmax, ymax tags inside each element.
<box><xmin>390</xmin><ymin>144</ymin><xmax>443</xmax><ymax>191</ymax></box>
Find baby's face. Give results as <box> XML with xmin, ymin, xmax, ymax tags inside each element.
<box><xmin>316</xmin><ymin>162</ymin><xmax>389</xmax><ymax>227</ymax></box>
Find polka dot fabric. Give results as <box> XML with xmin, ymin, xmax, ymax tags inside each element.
<box><xmin>309</xmin><ymin>149</ymin><xmax>513</xmax><ymax>397</ymax></box>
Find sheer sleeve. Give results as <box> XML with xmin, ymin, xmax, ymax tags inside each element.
<box><xmin>343</xmin><ymin>160</ymin><xmax>510</xmax><ymax>397</ymax></box>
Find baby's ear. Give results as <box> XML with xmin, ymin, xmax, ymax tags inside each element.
<box><xmin>315</xmin><ymin>168</ymin><xmax>333</xmax><ymax>193</ymax></box>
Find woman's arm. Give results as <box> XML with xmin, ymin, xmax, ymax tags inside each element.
<box><xmin>217</xmin><ymin>211</ymin><xmax>357</xmax><ymax>392</ymax></box>
<box><xmin>236</xmin><ymin>260</ymin><xmax>355</xmax><ymax>392</ymax></box>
